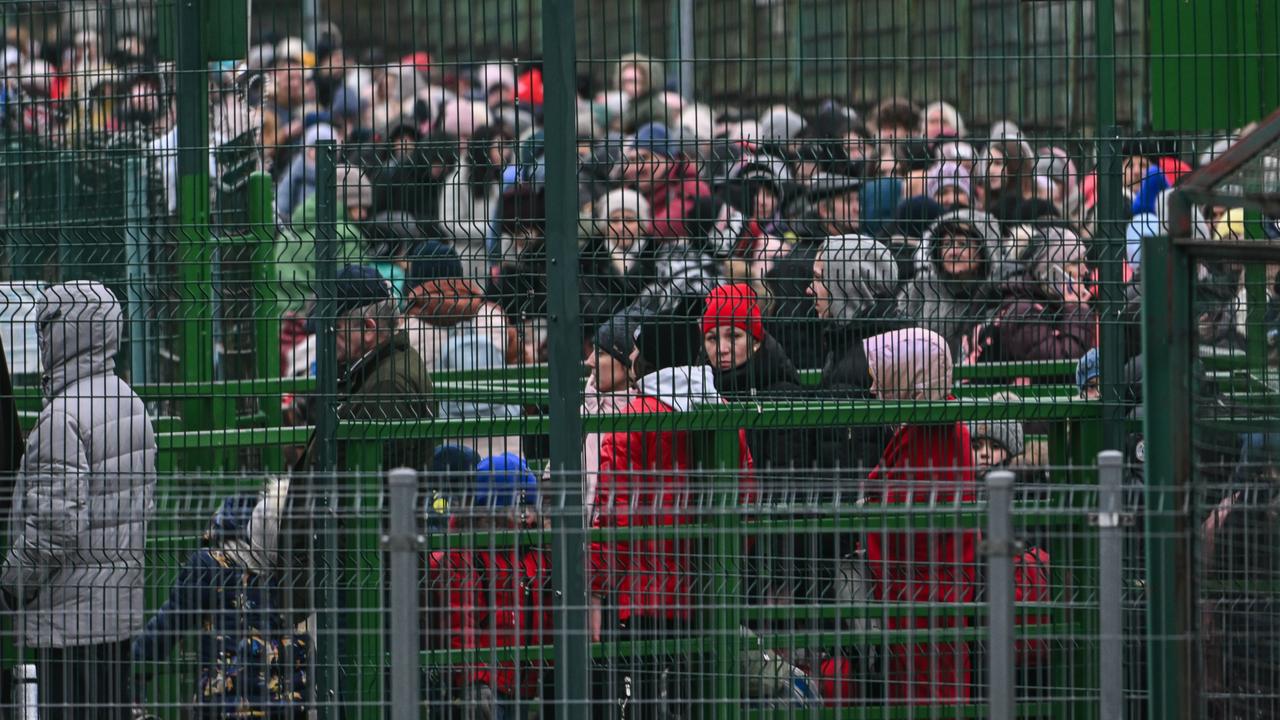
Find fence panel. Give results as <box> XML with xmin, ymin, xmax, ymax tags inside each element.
<box><xmin>0</xmin><ymin>0</ymin><xmax>1277</xmax><ymax>717</ymax></box>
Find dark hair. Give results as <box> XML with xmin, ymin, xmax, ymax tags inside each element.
<box><xmin>467</xmin><ymin>124</ymin><xmax>515</xmax><ymax>192</ymax></box>
<box><xmin>870</xmin><ymin>97</ymin><xmax>921</xmax><ymax>132</ymax></box>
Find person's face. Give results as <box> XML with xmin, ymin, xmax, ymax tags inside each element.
<box><xmin>335</xmin><ymin>313</ymin><xmax>378</xmax><ymax>364</ymax></box>
<box><xmin>935</xmin><ymin>186</ymin><xmax>970</xmax><ymax>208</ymax></box>
<box><xmin>587</xmin><ymin>348</ymin><xmax>631</xmax><ymax>393</ymax></box>
<box><xmin>972</xmin><ymin>438</ymin><xmax>1010</xmax><ymax>472</ymax></box>
<box><xmin>1122</xmin><ymin>156</ymin><xmax>1149</xmax><ymax>191</ymax></box>
<box><xmin>392</xmin><ymin>133</ymin><xmax>417</xmax><ymax>161</ymax></box>
<box><xmin>622</xmin><ymin>148</ymin><xmax>663</xmax><ymax>186</ymax></box>
<box><xmin>605</xmin><ymin>210</ymin><xmax>643</xmax><ymax>249</ymax></box>
<box><xmin>1080</xmin><ymin>377</ymin><xmax>1101</xmax><ymax>400</ymax></box>
<box><xmin>619</xmin><ymin>65</ymin><xmax>647</xmax><ymax>97</ymax></box>
<box><xmin>752</xmin><ymin>187</ymin><xmax>778</xmax><ymax>219</ymax></box>
<box><xmin>808</xmin><ymin>258</ymin><xmax>832</xmax><ymax>318</ymax></box>
<box><xmin>703</xmin><ymin>326</ymin><xmax>757</xmax><ymax>371</ymax></box>
<box><xmin>986</xmin><ymin>149</ymin><xmax>1006</xmax><ymax>191</ymax></box>
<box><xmin>938</xmin><ymin>232</ymin><xmax>983</xmax><ymax>277</ymax></box>
<box><xmin>124</xmin><ymin>82</ymin><xmax>159</xmax><ymax>119</ymax></box>
<box><xmin>923</xmin><ymin>111</ymin><xmax>954</xmax><ymax>139</ymax></box>
<box><xmin>627</xmin><ymin>346</ymin><xmax>643</xmax><ymax>381</ymax></box>
<box><xmin>346</xmin><ymin>204</ymin><xmax>370</xmax><ymax>222</ymax></box>
<box><xmin>272</xmin><ymin>59</ymin><xmax>308</xmax><ymax>106</ymax></box>
<box><xmin>844</xmin><ymin>133</ymin><xmax>874</xmax><ymax>162</ymax></box>
<box><xmin>315</xmin><ymin>49</ymin><xmax>347</xmax><ymax>82</ymax></box>
<box><xmin>820</xmin><ymin>192</ymin><xmax>860</xmax><ymax>234</ymax></box>
<box><xmin>1049</xmin><ymin>263</ymin><xmax>1094</xmax><ymax>305</ymax></box>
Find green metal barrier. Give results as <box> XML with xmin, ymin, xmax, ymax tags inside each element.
<box><xmin>130</xmin><ymin>398</ymin><xmax>1102</xmax><ymax>718</ymax></box>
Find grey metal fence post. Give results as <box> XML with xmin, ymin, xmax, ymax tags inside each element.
<box><xmin>1098</xmin><ymin>450</ymin><xmax>1125</xmax><ymax>720</ymax></box>
<box><xmin>386</xmin><ymin>468</ymin><xmax>421</xmax><ymax>720</ymax></box>
<box><xmin>986</xmin><ymin>471</ymin><xmax>1017</xmax><ymax>720</ymax></box>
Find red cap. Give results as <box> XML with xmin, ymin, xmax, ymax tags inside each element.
<box><xmin>400</xmin><ymin>51</ymin><xmax>432</xmax><ymax>74</ymax></box>
<box><xmin>700</xmin><ymin>283</ymin><xmax>765</xmax><ymax>341</ymax></box>
<box><xmin>516</xmin><ymin>68</ymin><xmax>544</xmax><ymax>106</ymax></box>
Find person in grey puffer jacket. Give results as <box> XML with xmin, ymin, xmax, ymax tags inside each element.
<box><xmin>901</xmin><ymin>209</ymin><xmax>1006</xmax><ymax>359</ymax></box>
<box><xmin>2</xmin><ymin>281</ymin><xmax>157</xmax><ymax>719</ymax></box>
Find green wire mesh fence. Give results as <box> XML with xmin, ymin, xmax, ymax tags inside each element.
<box><xmin>1</xmin><ymin>0</ymin><xmax>1279</xmax><ymax>718</ymax></box>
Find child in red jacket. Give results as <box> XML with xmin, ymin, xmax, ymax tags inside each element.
<box><xmin>862</xmin><ymin>328</ymin><xmax>978</xmax><ymax>704</ymax></box>
<box><xmin>426</xmin><ymin>454</ymin><xmax>553</xmax><ymax>717</ymax></box>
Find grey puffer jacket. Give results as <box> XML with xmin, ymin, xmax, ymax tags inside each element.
<box><xmin>2</xmin><ymin>282</ymin><xmax>157</xmax><ymax>648</ymax></box>
<box><xmin>901</xmin><ymin>209</ymin><xmax>1006</xmax><ymax>358</ymax></box>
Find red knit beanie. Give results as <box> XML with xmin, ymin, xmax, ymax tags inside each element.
<box><xmin>700</xmin><ymin>283</ymin><xmax>765</xmax><ymax>340</ymax></box>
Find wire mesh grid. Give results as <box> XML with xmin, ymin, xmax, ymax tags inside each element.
<box><xmin>0</xmin><ymin>0</ymin><xmax>1278</xmax><ymax>718</ymax></box>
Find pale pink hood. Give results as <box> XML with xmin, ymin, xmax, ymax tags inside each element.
<box><xmin>863</xmin><ymin>328</ymin><xmax>953</xmax><ymax>401</ymax></box>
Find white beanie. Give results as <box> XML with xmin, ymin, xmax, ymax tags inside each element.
<box><xmin>757</xmin><ymin>105</ymin><xmax>807</xmax><ymax>143</ymax></box>
<box><xmin>594</xmin><ymin>189</ymin><xmax>651</xmax><ymax>234</ymax></box>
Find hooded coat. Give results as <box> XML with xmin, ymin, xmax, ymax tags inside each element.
<box><xmin>861</xmin><ymin>328</ymin><xmax>977</xmax><ymax>704</ymax></box>
<box><xmin>3</xmin><ymin>282</ymin><xmax>157</xmax><ymax>647</ymax></box>
<box><xmin>591</xmin><ymin>366</ymin><xmax>753</xmax><ymax>623</ymax></box>
<box><xmin>902</xmin><ymin>209</ymin><xmax>1005</xmax><ymax>358</ymax></box>
<box><xmin>815</xmin><ymin>235</ymin><xmax>904</xmax><ymax>473</ymax></box>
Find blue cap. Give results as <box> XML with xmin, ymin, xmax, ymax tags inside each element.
<box><xmin>474</xmin><ymin>453</ymin><xmax>538</xmax><ymax>508</ymax></box>
<box><xmin>1076</xmin><ymin>348</ymin><xmax>1100</xmax><ymax>392</ymax></box>
<box><xmin>632</xmin><ymin>122</ymin><xmax>676</xmax><ymax>158</ymax></box>
<box><xmin>432</xmin><ymin>444</ymin><xmax>481</xmax><ymax>475</ymax></box>
<box><xmin>331</xmin><ymin>264</ymin><xmax>392</xmax><ymax>320</ymax></box>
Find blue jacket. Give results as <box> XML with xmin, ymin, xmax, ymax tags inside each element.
<box><xmin>132</xmin><ymin>547</ymin><xmax>309</xmax><ymax>718</ymax></box>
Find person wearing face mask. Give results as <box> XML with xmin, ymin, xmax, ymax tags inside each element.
<box><xmin>903</xmin><ymin>209</ymin><xmax>1005</xmax><ymax>359</ymax></box>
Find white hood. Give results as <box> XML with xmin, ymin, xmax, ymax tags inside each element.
<box><xmin>636</xmin><ymin>365</ymin><xmax>722</xmax><ymax>412</ymax></box>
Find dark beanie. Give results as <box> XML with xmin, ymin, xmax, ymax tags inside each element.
<box><xmin>634</xmin><ymin>315</ymin><xmax>700</xmax><ymax>372</ymax></box>
<box><xmin>409</xmin><ymin>240</ymin><xmax>464</xmax><ymax>287</ymax></box>
<box><xmin>594</xmin><ymin>312</ymin><xmax>640</xmax><ymax>368</ymax></box>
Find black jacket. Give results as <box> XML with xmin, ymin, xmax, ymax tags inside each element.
<box><xmin>710</xmin><ymin>335</ymin><xmax>810</xmax><ymax>476</ymax></box>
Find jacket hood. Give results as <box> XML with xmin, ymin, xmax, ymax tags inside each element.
<box><xmin>38</xmin><ymin>281</ymin><xmax>122</xmax><ymax>397</ymax></box>
<box><xmin>637</xmin><ymin>365</ymin><xmax>722</xmax><ymax>412</ymax></box>
<box><xmin>817</xmin><ymin>234</ymin><xmax>900</xmax><ymax>323</ymax></box>
<box><xmin>862</xmin><ymin>327</ymin><xmax>953</xmax><ymax>401</ymax></box>
<box><xmin>213</xmin><ymin>477</ymin><xmax>289</xmax><ymax>572</ymax></box>
<box><xmin>917</xmin><ymin>209</ymin><xmax>1004</xmax><ymax>292</ymax></box>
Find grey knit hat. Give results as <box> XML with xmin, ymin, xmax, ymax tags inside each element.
<box><xmin>967</xmin><ymin>392</ymin><xmax>1025</xmax><ymax>457</ymax></box>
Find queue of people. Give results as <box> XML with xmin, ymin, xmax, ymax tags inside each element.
<box><xmin>2</xmin><ymin>20</ymin><xmax>1277</xmax><ymax>720</ymax></box>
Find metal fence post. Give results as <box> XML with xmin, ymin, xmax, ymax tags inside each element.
<box><xmin>986</xmin><ymin>471</ymin><xmax>1016</xmax><ymax>720</ymax></box>
<box><xmin>313</xmin><ymin>140</ymin><xmax>340</xmax><ymax>719</ymax></box>
<box><xmin>386</xmin><ymin>469</ymin><xmax>421</xmax><ymax>720</ymax></box>
<box><xmin>542</xmin><ymin>0</ymin><xmax>590</xmax><ymax>718</ymax></box>
<box><xmin>1098</xmin><ymin>450</ymin><xmax>1125</xmax><ymax>720</ymax></box>
<box><xmin>174</xmin><ymin>0</ymin><xmax>215</xmax><ymax>468</ymax></box>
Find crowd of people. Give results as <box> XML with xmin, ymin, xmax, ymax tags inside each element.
<box><xmin>2</xmin><ymin>18</ymin><xmax>1278</xmax><ymax>720</ymax></box>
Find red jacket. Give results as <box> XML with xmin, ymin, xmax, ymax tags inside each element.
<box><xmin>643</xmin><ymin>163</ymin><xmax>712</xmax><ymax>240</ymax></box>
<box><xmin>426</xmin><ymin>546</ymin><xmax>554</xmax><ymax>698</ymax></box>
<box><xmin>866</xmin><ymin>421</ymin><xmax>978</xmax><ymax>703</ymax></box>
<box><xmin>590</xmin><ymin>373</ymin><xmax>753</xmax><ymax>623</ymax></box>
